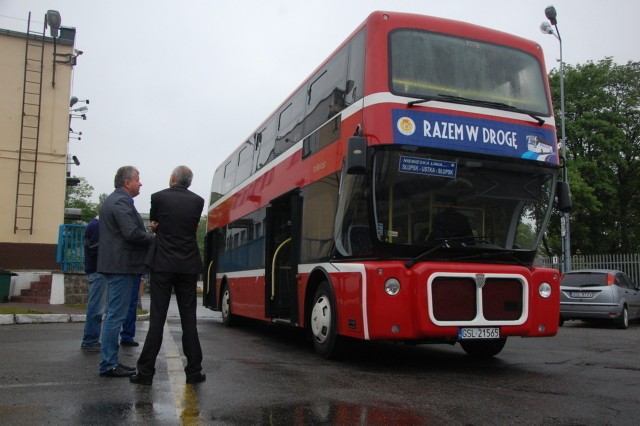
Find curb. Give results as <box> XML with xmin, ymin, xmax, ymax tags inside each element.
<box><xmin>0</xmin><ymin>313</ymin><xmax>151</xmax><ymax>325</ymax></box>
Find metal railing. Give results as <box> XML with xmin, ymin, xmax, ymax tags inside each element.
<box><xmin>56</xmin><ymin>224</ymin><xmax>86</xmax><ymax>272</ymax></box>
<box><xmin>536</xmin><ymin>253</ymin><xmax>640</xmax><ymax>284</ymax></box>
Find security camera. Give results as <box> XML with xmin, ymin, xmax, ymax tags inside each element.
<box><xmin>74</xmin><ymin>49</ymin><xmax>84</xmax><ymax>55</ymax></box>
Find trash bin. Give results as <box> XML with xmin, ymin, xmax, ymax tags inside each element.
<box><xmin>0</xmin><ymin>270</ymin><xmax>17</xmax><ymax>303</ymax></box>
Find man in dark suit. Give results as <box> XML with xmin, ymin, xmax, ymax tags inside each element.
<box><xmin>98</xmin><ymin>166</ymin><xmax>154</xmax><ymax>377</ymax></box>
<box><xmin>130</xmin><ymin>165</ymin><xmax>206</xmax><ymax>385</ymax></box>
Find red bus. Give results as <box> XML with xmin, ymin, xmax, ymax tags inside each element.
<box><xmin>203</xmin><ymin>11</ymin><xmax>571</xmax><ymax>359</ymax></box>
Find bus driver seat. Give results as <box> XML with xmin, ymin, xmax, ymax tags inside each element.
<box><xmin>427</xmin><ymin>208</ymin><xmax>473</xmax><ymax>242</ymax></box>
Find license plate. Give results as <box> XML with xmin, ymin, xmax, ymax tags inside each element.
<box><xmin>571</xmin><ymin>291</ymin><xmax>594</xmax><ymax>298</ymax></box>
<box><xmin>458</xmin><ymin>327</ymin><xmax>500</xmax><ymax>340</ymax></box>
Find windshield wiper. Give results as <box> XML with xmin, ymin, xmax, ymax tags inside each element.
<box><xmin>407</xmin><ymin>97</ymin><xmax>433</xmax><ymax>108</ymax></box>
<box><xmin>435</xmin><ymin>94</ymin><xmax>546</xmax><ymax>126</ymax></box>
<box><xmin>405</xmin><ymin>236</ymin><xmax>521</xmax><ymax>268</ymax></box>
<box><xmin>405</xmin><ymin>240</ymin><xmax>451</xmax><ymax>268</ymax></box>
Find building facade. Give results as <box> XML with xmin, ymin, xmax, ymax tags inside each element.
<box><xmin>0</xmin><ymin>15</ymin><xmax>77</xmax><ymax>270</ymax></box>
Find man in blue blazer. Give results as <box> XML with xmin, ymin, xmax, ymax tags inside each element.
<box><xmin>97</xmin><ymin>166</ymin><xmax>154</xmax><ymax>377</ymax></box>
<box><xmin>131</xmin><ymin>165</ymin><xmax>206</xmax><ymax>385</ymax></box>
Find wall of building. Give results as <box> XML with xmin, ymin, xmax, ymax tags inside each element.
<box><xmin>0</xmin><ymin>26</ymin><xmax>76</xmax><ymax>270</ymax></box>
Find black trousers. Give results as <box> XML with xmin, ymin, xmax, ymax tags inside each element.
<box><xmin>136</xmin><ymin>272</ymin><xmax>203</xmax><ymax>377</ymax></box>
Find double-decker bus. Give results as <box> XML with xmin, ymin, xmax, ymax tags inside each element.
<box><xmin>203</xmin><ymin>11</ymin><xmax>571</xmax><ymax>359</ymax></box>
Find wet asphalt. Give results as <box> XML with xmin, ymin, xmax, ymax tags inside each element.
<box><xmin>1</xmin><ymin>296</ymin><xmax>639</xmax><ymax>425</ymax></box>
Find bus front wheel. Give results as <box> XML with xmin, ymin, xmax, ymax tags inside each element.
<box><xmin>310</xmin><ymin>281</ymin><xmax>343</xmax><ymax>359</ymax></box>
<box><xmin>459</xmin><ymin>338</ymin><xmax>507</xmax><ymax>358</ymax></box>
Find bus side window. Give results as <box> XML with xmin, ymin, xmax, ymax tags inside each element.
<box><xmin>302</xmin><ymin>116</ymin><xmax>341</xmax><ymax>159</ymax></box>
<box><xmin>256</xmin><ymin>118</ymin><xmax>277</xmax><ymax>171</ymax></box>
<box><xmin>305</xmin><ymin>46</ymin><xmax>348</xmax><ymax>136</ymax></box>
<box><xmin>222</xmin><ymin>160</ymin><xmax>236</xmax><ymax>194</ymax></box>
<box><xmin>275</xmin><ymin>89</ymin><xmax>306</xmax><ymax>156</ymax></box>
<box><xmin>346</xmin><ymin>28</ymin><xmax>365</xmax><ymax>105</ymax></box>
<box><xmin>301</xmin><ymin>173</ymin><xmax>340</xmax><ymax>262</ymax></box>
<box><xmin>235</xmin><ymin>144</ymin><xmax>254</xmax><ymax>186</ymax></box>
<box><xmin>210</xmin><ymin>167</ymin><xmax>224</xmax><ymax>205</ymax></box>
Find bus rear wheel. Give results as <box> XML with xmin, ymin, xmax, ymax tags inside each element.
<box><xmin>221</xmin><ymin>282</ymin><xmax>233</xmax><ymax>326</ymax></box>
<box><xmin>310</xmin><ymin>281</ymin><xmax>343</xmax><ymax>359</ymax></box>
<box><xmin>459</xmin><ymin>338</ymin><xmax>507</xmax><ymax>358</ymax></box>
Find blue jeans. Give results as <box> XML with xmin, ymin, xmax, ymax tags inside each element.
<box><xmin>82</xmin><ymin>273</ymin><xmax>107</xmax><ymax>347</ymax></box>
<box><xmin>99</xmin><ymin>274</ymin><xmax>137</xmax><ymax>373</ymax></box>
<box><xmin>120</xmin><ymin>276</ymin><xmax>141</xmax><ymax>343</ymax></box>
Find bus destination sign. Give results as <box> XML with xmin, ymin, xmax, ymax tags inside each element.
<box><xmin>399</xmin><ymin>156</ymin><xmax>457</xmax><ymax>178</ymax></box>
<box><xmin>392</xmin><ymin>109</ymin><xmax>558</xmax><ymax>164</ymax></box>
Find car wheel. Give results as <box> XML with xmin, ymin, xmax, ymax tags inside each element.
<box><xmin>460</xmin><ymin>338</ymin><xmax>507</xmax><ymax>358</ymax></box>
<box><xmin>615</xmin><ymin>305</ymin><xmax>629</xmax><ymax>329</ymax></box>
<box><xmin>310</xmin><ymin>281</ymin><xmax>343</xmax><ymax>359</ymax></box>
<box><xmin>221</xmin><ymin>282</ymin><xmax>233</xmax><ymax>326</ymax></box>
<box><xmin>559</xmin><ymin>317</ymin><xmax>564</xmax><ymax>327</ymax></box>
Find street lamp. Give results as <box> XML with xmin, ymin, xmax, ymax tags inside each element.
<box><xmin>541</xmin><ymin>5</ymin><xmax>571</xmax><ymax>272</ymax></box>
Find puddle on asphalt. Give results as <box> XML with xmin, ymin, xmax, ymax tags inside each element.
<box><xmin>208</xmin><ymin>400</ymin><xmax>430</xmax><ymax>425</ymax></box>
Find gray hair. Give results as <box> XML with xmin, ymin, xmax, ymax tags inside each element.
<box><xmin>114</xmin><ymin>166</ymin><xmax>139</xmax><ymax>188</ymax></box>
<box><xmin>172</xmin><ymin>165</ymin><xmax>193</xmax><ymax>188</ymax></box>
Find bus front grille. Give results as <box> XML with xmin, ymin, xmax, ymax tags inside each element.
<box><xmin>431</xmin><ymin>276</ymin><xmax>523</xmax><ymax>322</ymax></box>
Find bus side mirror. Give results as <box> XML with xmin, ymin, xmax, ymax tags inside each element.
<box><xmin>556</xmin><ymin>181</ymin><xmax>572</xmax><ymax>213</ymax></box>
<box><xmin>346</xmin><ymin>136</ymin><xmax>367</xmax><ymax>174</ymax></box>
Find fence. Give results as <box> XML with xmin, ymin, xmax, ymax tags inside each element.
<box><xmin>536</xmin><ymin>253</ymin><xmax>640</xmax><ymax>283</ymax></box>
<box><xmin>56</xmin><ymin>224</ymin><xmax>87</xmax><ymax>272</ymax></box>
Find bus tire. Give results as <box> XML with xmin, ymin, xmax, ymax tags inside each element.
<box><xmin>221</xmin><ymin>282</ymin><xmax>233</xmax><ymax>326</ymax></box>
<box><xmin>310</xmin><ymin>281</ymin><xmax>343</xmax><ymax>359</ymax></box>
<box><xmin>460</xmin><ymin>337</ymin><xmax>507</xmax><ymax>358</ymax></box>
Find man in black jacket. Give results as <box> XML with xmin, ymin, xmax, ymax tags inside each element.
<box><xmin>98</xmin><ymin>166</ymin><xmax>154</xmax><ymax>377</ymax></box>
<box><xmin>130</xmin><ymin>165</ymin><xmax>205</xmax><ymax>385</ymax></box>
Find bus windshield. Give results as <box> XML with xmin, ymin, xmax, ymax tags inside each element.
<box><xmin>389</xmin><ymin>29</ymin><xmax>550</xmax><ymax>116</ymax></box>
<box><xmin>334</xmin><ymin>147</ymin><xmax>556</xmax><ymax>263</ymax></box>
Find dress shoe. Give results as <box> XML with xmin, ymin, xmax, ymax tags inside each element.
<box><xmin>186</xmin><ymin>372</ymin><xmax>206</xmax><ymax>384</ymax></box>
<box><xmin>118</xmin><ymin>363</ymin><xmax>136</xmax><ymax>372</ymax></box>
<box><xmin>100</xmin><ymin>365</ymin><xmax>136</xmax><ymax>378</ymax></box>
<box><xmin>81</xmin><ymin>343</ymin><xmax>101</xmax><ymax>352</ymax></box>
<box><xmin>129</xmin><ymin>373</ymin><xmax>153</xmax><ymax>385</ymax></box>
<box><xmin>120</xmin><ymin>340</ymin><xmax>139</xmax><ymax>347</ymax></box>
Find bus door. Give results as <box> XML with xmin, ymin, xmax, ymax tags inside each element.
<box><xmin>265</xmin><ymin>190</ymin><xmax>301</xmax><ymax>323</ymax></box>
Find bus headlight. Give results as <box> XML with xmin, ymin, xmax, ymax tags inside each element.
<box><xmin>385</xmin><ymin>278</ymin><xmax>401</xmax><ymax>296</ymax></box>
<box><xmin>539</xmin><ymin>282</ymin><xmax>552</xmax><ymax>298</ymax></box>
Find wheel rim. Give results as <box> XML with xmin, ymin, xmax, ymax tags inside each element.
<box><xmin>222</xmin><ymin>288</ymin><xmax>230</xmax><ymax>319</ymax></box>
<box><xmin>311</xmin><ymin>295</ymin><xmax>331</xmax><ymax>344</ymax></box>
<box><xmin>623</xmin><ymin>308</ymin><xmax>628</xmax><ymax>328</ymax></box>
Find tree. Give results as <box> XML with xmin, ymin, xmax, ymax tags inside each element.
<box><xmin>548</xmin><ymin>59</ymin><xmax>640</xmax><ymax>254</ymax></box>
<box><xmin>64</xmin><ymin>176</ymin><xmax>106</xmax><ymax>223</ymax></box>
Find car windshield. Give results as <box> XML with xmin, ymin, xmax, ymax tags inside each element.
<box><xmin>561</xmin><ymin>273</ymin><xmax>609</xmax><ymax>287</ymax></box>
<box><xmin>389</xmin><ymin>29</ymin><xmax>550</xmax><ymax>116</ymax></box>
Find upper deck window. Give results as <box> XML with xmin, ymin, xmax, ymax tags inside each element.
<box><xmin>389</xmin><ymin>30</ymin><xmax>550</xmax><ymax>116</ymax></box>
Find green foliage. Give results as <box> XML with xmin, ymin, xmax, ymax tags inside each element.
<box><xmin>548</xmin><ymin>58</ymin><xmax>640</xmax><ymax>254</ymax></box>
<box><xmin>64</xmin><ymin>177</ymin><xmax>97</xmax><ymax>223</ymax></box>
<box><xmin>64</xmin><ymin>176</ymin><xmax>107</xmax><ymax>223</ymax></box>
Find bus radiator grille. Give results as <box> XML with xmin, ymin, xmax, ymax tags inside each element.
<box><xmin>431</xmin><ymin>277</ymin><xmax>523</xmax><ymax>322</ymax></box>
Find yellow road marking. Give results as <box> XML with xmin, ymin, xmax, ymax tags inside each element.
<box><xmin>163</xmin><ymin>321</ymin><xmax>203</xmax><ymax>425</ymax></box>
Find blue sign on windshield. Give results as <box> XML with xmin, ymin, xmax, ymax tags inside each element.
<box><xmin>399</xmin><ymin>156</ymin><xmax>457</xmax><ymax>178</ymax></box>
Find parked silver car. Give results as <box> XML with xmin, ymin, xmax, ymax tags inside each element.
<box><xmin>560</xmin><ymin>269</ymin><xmax>640</xmax><ymax>329</ymax></box>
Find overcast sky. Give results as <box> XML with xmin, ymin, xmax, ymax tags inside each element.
<box><xmin>1</xmin><ymin>0</ymin><xmax>638</xmax><ymax>213</ymax></box>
